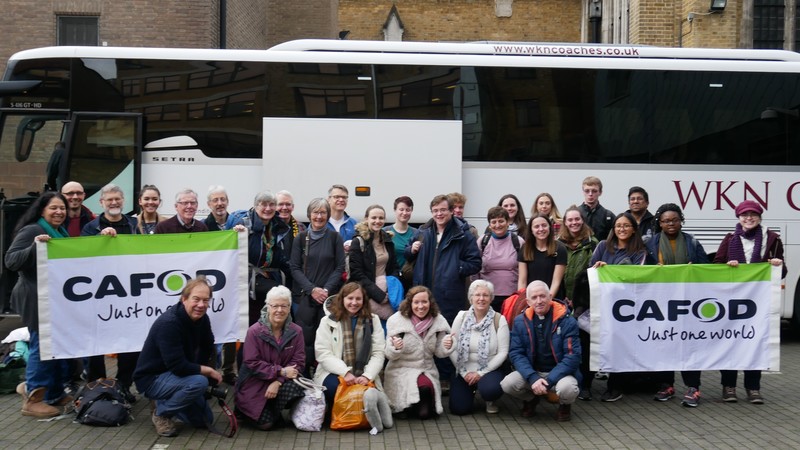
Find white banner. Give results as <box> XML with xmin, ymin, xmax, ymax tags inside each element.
<box><xmin>588</xmin><ymin>263</ymin><xmax>781</xmax><ymax>372</ymax></box>
<box><xmin>36</xmin><ymin>231</ymin><xmax>248</xmax><ymax>360</ymax></box>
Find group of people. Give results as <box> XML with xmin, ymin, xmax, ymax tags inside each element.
<box><xmin>3</xmin><ymin>176</ymin><xmax>785</xmax><ymax>437</ymax></box>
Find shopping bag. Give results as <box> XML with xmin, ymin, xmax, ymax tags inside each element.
<box><xmin>330</xmin><ymin>376</ymin><xmax>373</xmax><ymax>431</ymax></box>
<box><xmin>290</xmin><ymin>377</ymin><xmax>326</xmax><ymax>432</ymax></box>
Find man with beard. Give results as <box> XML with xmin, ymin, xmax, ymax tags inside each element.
<box><xmin>204</xmin><ymin>186</ymin><xmax>230</xmax><ymax>231</ymax></box>
<box><xmin>80</xmin><ymin>183</ymin><xmax>140</xmax><ymax>402</ymax></box>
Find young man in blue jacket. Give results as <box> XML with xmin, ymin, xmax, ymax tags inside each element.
<box><xmin>501</xmin><ymin>280</ymin><xmax>581</xmax><ymax>421</ymax></box>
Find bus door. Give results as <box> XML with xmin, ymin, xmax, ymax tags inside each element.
<box><xmin>62</xmin><ymin>112</ymin><xmax>142</xmax><ymax>214</ymax></box>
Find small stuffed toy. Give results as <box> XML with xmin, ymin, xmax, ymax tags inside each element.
<box><xmin>363</xmin><ymin>388</ymin><xmax>393</xmax><ymax>435</ymax></box>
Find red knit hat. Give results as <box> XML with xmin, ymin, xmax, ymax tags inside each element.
<box><xmin>734</xmin><ymin>200</ymin><xmax>763</xmax><ymax>217</ymax></box>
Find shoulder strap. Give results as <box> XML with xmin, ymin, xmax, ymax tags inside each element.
<box><xmin>493</xmin><ymin>312</ymin><xmax>501</xmax><ymax>331</ymax></box>
<box><xmin>480</xmin><ymin>233</ymin><xmax>491</xmax><ymax>253</ymax></box>
<box><xmin>511</xmin><ymin>233</ymin><xmax>521</xmax><ymax>251</ymax></box>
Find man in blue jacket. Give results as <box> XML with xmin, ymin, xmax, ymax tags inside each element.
<box><xmin>501</xmin><ymin>280</ymin><xmax>581</xmax><ymax>421</ymax></box>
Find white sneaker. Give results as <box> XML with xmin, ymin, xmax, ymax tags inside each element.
<box><xmin>485</xmin><ymin>401</ymin><xmax>499</xmax><ymax>414</ymax></box>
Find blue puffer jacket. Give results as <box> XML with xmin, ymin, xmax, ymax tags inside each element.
<box><xmin>509</xmin><ymin>301</ymin><xmax>582</xmax><ymax>387</ymax></box>
<box><xmin>405</xmin><ymin>217</ymin><xmax>481</xmax><ymax>322</ymax></box>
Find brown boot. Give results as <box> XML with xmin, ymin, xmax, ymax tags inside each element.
<box><xmin>555</xmin><ymin>404</ymin><xmax>571</xmax><ymax>422</ymax></box>
<box><xmin>21</xmin><ymin>387</ymin><xmax>60</xmax><ymax>418</ymax></box>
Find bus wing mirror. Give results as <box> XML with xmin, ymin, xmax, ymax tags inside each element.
<box><xmin>14</xmin><ymin>117</ymin><xmax>45</xmax><ymax>162</ymax></box>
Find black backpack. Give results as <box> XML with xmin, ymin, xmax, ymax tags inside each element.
<box><xmin>480</xmin><ymin>231</ymin><xmax>521</xmax><ymax>254</ymax></box>
<box><xmin>74</xmin><ymin>378</ymin><xmax>132</xmax><ymax>426</ymax></box>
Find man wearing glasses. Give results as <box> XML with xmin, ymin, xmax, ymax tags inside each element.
<box><xmin>326</xmin><ymin>184</ymin><xmax>358</xmax><ymax>246</ymax></box>
<box><xmin>155</xmin><ymin>189</ymin><xmax>209</xmax><ymax>233</ymax></box>
<box><xmin>578</xmin><ymin>176</ymin><xmax>615</xmax><ymax>240</ymax></box>
<box><xmin>61</xmin><ymin>181</ymin><xmax>95</xmax><ymax>237</ymax></box>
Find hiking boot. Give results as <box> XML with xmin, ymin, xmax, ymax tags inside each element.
<box><xmin>578</xmin><ymin>388</ymin><xmax>592</xmax><ymax>401</ymax></box>
<box><xmin>485</xmin><ymin>401</ymin><xmax>499</xmax><ymax>414</ymax></box>
<box><xmin>521</xmin><ymin>396</ymin><xmax>540</xmax><ymax>417</ymax></box>
<box><xmin>722</xmin><ymin>386</ymin><xmax>737</xmax><ymax>402</ymax></box>
<box><xmin>746</xmin><ymin>389</ymin><xmax>764</xmax><ymax>404</ymax></box>
<box><xmin>555</xmin><ymin>404</ymin><xmax>571</xmax><ymax>422</ymax></box>
<box><xmin>681</xmin><ymin>387</ymin><xmax>701</xmax><ymax>407</ymax></box>
<box><xmin>600</xmin><ymin>389</ymin><xmax>623</xmax><ymax>402</ymax></box>
<box><xmin>654</xmin><ymin>385</ymin><xmax>675</xmax><ymax>402</ymax></box>
<box><xmin>21</xmin><ymin>387</ymin><xmax>60</xmax><ymax>418</ymax></box>
<box><xmin>152</xmin><ymin>412</ymin><xmax>178</xmax><ymax>437</ymax></box>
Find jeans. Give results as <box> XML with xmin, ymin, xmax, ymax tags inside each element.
<box><xmin>449</xmin><ymin>370</ymin><xmax>505</xmax><ymax>415</ymax></box>
<box><xmin>26</xmin><ymin>330</ymin><xmax>70</xmax><ymax>403</ymax></box>
<box><xmin>143</xmin><ymin>371</ymin><xmax>212</xmax><ymax>426</ymax></box>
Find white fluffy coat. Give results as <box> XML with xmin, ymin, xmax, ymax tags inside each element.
<box><xmin>383</xmin><ymin>312</ymin><xmax>453</xmax><ymax>413</ymax></box>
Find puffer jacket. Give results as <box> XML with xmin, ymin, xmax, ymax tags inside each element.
<box><xmin>349</xmin><ymin>222</ymin><xmax>398</xmax><ymax>302</ymax></box>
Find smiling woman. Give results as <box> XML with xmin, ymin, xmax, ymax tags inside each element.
<box><xmin>348</xmin><ymin>204</ymin><xmax>399</xmax><ymax>321</ymax></box>
<box><xmin>4</xmin><ymin>192</ymin><xmax>72</xmax><ymax>418</ymax></box>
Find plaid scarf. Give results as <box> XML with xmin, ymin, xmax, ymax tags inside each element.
<box><xmin>340</xmin><ymin>316</ymin><xmax>371</xmax><ymax>377</ymax></box>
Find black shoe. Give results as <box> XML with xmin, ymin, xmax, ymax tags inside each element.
<box><xmin>223</xmin><ymin>373</ymin><xmax>238</xmax><ymax>386</ymax></box>
<box><xmin>600</xmin><ymin>389</ymin><xmax>623</xmax><ymax>402</ymax></box>
<box><xmin>578</xmin><ymin>388</ymin><xmax>592</xmax><ymax>401</ymax></box>
<box><xmin>119</xmin><ymin>384</ymin><xmax>137</xmax><ymax>404</ymax></box>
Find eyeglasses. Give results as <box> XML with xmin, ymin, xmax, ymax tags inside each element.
<box><xmin>310</xmin><ymin>211</ymin><xmax>327</xmax><ymax>217</ymax></box>
<box><xmin>268</xmin><ymin>304</ymin><xmax>290</xmax><ymax>309</ymax></box>
<box><xmin>63</xmin><ymin>191</ymin><xmax>84</xmax><ymax>197</ymax></box>
<box><xmin>615</xmin><ymin>224</ymin><xmax>633</xmax><ymax>230</ymax></box>
<box><xmin>330</xmin><ymin>195</ymin><xmax>348</xmax><ymax>200</ymax></box>
<box><xmin>660</xmin><ymin>218</ymin><xmax>681</xmax><ymax>225</ymax></box>
<box><xmin>176</xmin><ymin>201</ymin><xmax>198</xmax><ymax>207</ymax></box>
<box><xmin>256</xmin><ymin>203</ymin><xmax>275</xmax><ymax>210</ymax></box>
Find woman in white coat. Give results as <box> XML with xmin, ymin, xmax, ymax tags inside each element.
<box><xmin>383</xmin><ymin>286</ymin><xmax>453</xmax><ymax>419</ymax></box>
<box><xmin>449</xmin><ymin>280</ymin><xmax>509</xmax><ymax>415</ymax></box>
<box><xmin>314</xmin><ymin>282</ymin><xmax>385</xmax><ymax>408</ymax></box>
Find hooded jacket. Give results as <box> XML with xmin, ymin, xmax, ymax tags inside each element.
<box><xmin>508</xmin><ymin>300</ymin><xmax>582</xmax><ymax>387</ymax></box>
<box><xmin>349</xmin><ymin>222</ymin><xmax>398</xmax><ymax>302</ymax></box>
<box><xmin>405</xmin><ymin>217</ymin><xmax>482</xmax><ymax>321</ymax></box>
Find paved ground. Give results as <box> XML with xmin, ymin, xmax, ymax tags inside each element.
<box><xmin>1</xmin><ymin>315</ymin><xmax>799</xmax><ymax>450</ymax></box>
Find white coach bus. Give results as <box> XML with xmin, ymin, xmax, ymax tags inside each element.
<box><xmin>1</xmin><ymin>40</ymin><xmax>799</xmax><ymax>325</ymax></box>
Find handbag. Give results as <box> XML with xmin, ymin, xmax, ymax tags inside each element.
<box><xmin>330</xmin><ymin>376</ymin><xmax>374</xmax><ymax>431</ymax></box>
<box><xmin>290</xmin><ymin>377</ymin><xmax>326</xmax><ymax>432</ymax></box>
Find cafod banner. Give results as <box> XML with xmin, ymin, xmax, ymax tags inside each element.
<box><xmin>36</xmin><ymin>231</ymin><xmax>249</xmax><ymax>360</ymax></box>
<box><xmin>588</xmin><ymin>264</ymin><xmax>781</xmax><ymax>372</ymax></box>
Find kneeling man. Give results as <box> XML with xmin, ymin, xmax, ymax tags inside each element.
<box><xmin>134</xmin><ymin>276</ymin><xmax>222</xmax><ymax>437</ymax></box>
<box><xmin>501</xmin><ymin>280</ymin><xmax>581</xmax><ymax>421</ymax></box>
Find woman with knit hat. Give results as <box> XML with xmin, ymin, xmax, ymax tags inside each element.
<box><xmin>713</xmin><ymin>200</ymin><xmax>786</xmax><ymax>404</ymax></box>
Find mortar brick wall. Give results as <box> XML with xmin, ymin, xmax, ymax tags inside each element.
<box><xmin>338</xmin><ymin>0</ymin><xmax>582</xmax><ymax>43</ymax></box>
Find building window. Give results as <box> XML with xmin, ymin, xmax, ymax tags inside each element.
<box><xmin>753</xmin><ymin>0</ymin><xmax>785</xmax><ymax>49</ymax></box>
<box><xmin>57</xmin><ymin>16</ymin><xmax>99</xmax><ymax>46</ymax></box>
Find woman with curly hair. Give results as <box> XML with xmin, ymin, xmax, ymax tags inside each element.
<box><xmin>383</xmin><ymin>286</ymin><xmax>453</xmax><ymax>419</ymax></box>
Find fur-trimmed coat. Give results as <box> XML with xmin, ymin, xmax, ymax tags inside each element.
<box><xmin>383</xmin><ymin>312</ymin><xmax>452</xmax><ymax>413</ymax></box>
<box><xmin>349</xmin><ymin>222</ymin><xmax>398</xmax><ymax>302</ymax></box>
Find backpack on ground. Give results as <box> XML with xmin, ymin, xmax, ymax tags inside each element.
<box><xmin>74</xmin><ymin>378</ymin><xmax>132</xmax><ymax>426</ymax></box>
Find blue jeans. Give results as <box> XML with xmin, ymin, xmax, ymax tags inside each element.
<box><xmin>449</xmin><ymin>370</ymin><xmax>505</xmax><ymax>415</ymax></box>
<box><xmin>143</xmin><ymin>372</ymin><xmax>212</xmax><ymax>427</ymax></box>
<box><xmin>26</xmin><ymin>330</ymin><xmax>70</xmax><ymax>403</ymax></box>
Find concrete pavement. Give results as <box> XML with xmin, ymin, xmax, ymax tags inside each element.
<box><xmin>1</xmin><ymin>315</ymin><xmax>799</xmax><ymax>450</ymax></box>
